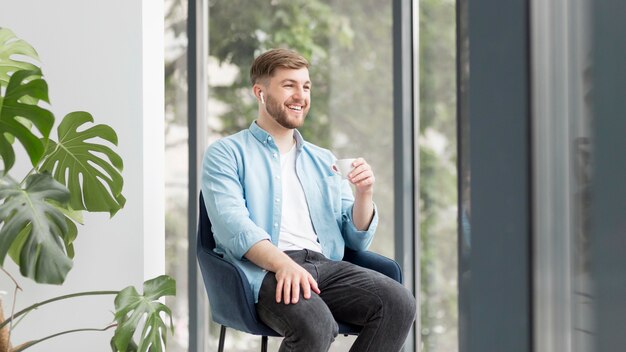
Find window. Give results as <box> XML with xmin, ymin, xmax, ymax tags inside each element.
<box><xmin>206</xmin><ymin>1</ymin><xmax>395</xmax><ymax>349</ymax></box>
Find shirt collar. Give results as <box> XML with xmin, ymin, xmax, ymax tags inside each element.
<box><xmin>249</xmin><ymin>121</ymin><xmax>305</xmax><ymax>151</ymax></box>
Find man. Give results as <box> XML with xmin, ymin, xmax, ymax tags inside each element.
<box><xmin>202</xmin><ymin>48</ymin><xmax>415</xmax><ymax>351</ymax></box>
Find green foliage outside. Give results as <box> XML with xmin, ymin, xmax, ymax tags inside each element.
<box><xmin>418</xmin><ymin>0</ymin><xmax>458</xmax><ymax>351</ymax></box>
<box><xmin>207</xmin><ymin>0</ymin><xmax>353</xmax><ymax>146</ymax></box>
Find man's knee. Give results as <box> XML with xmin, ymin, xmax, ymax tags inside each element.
<box><xmin>292</xmin><ymin>313</ymin><xmax>338</xmax><ymax>349</ymax></box>
<box><xmin>380</xmin><ymin>280</ymin><xmax>417</xmax><ymax>326</ymax></box>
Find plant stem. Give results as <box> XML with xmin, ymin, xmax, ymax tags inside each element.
<box><xmin>0</xmin><ymin>268</ymin><xmax>22</xmax><ymax>290</ymax></box>
<box><xmin>18</xmin><ymin>167</ymin><xmax>37</xmax><ymax>186</ymax></box>
<box><xmin>19</xmin><ymin>143</ymin><xmax>56</xmax><ymax>185</ymax></box>
<box><xmin>0</xmin><ymin>291</ymin><xmax>119</xmax><ymax>330</ymax></box>
<box><xmin>0</xmin><ymin>266</ymin><xmax>22</xmax><ymax>348</ymax></box>
<box><xmin>12</xmin><ymin>323</ymin><xmax>117</xmax><ymax>352</ymax></box>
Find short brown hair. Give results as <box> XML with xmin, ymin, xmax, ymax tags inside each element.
<box><xmin>250</xmin><ymin>48</ymin><xmax>309</xmax><ymax>85</ymax></box>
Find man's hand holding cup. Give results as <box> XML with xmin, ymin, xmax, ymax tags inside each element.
<box><xmin>332</xmin><ymin>157</ymin><xmax>375</xmax><ymax>195</ymax></box>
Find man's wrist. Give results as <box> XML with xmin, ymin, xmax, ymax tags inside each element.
<box><xmin>355</xmin><ymin>188</ymin><xmax>374</xmax><ymax>198</ymax></box>
<box><xmin>268</xmin><ymin>251</ymin><xmax>293</xmax><ymax>272</ymax></box>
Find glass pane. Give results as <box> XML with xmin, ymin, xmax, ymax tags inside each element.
<box><xmin>206</xmin><ymin>0</ymin><xmax>394</xmax><ymax>350</ymax></box>
<box><xmin>164</xmin><ymin>0</ymin><xmax>189</xmax><ymax>350</ymax></box>
<box><xmin>418</xmin><ymin>0</ymin><xmax>458</xmax><ymax>351</ymax></box>
<box><xmin>530</xmin><ymin>0</ymin><xmax>593</xmax><ymax>351</ymax></box>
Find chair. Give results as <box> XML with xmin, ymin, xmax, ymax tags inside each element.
<box><xmin>196</xmin><ymin>192</ymin><xmax>403</xmax><ymax>352</ymax></box>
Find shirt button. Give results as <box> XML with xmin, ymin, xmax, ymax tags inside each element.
<box><xmin>275</xmin><ymin>175</ymin><xmax>280</xmax><ymax>179</ymax></box>
<box><xmin>268</xmin><ymin>136</ymin><xmax>272</xmax><ymax>141</ymax></box>
<box><xmin>272</xmin><ymin>153</ymin><xmax>277</xmax><ymax>158</ymax></box>
<box><xmin>274</xmin><ymin>222</ymin><xmax>278</xmax><ymax>227</ymax></box>
<box><xmin>275</xmin><ymin>198</ymin><xmax>280</xmax><ymax>203</ymax></box>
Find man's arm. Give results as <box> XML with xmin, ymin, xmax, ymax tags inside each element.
<box><xmin>346</xmin><ymin>158</ymin><xmax>376</xmax><ymax>230</ymax></box>
<box><xmin>203</xmin><ymin>142</ymin><xmax>319</xmax><ymax>305</ymax></box>
<box><xmin>245</xmin><ymin>240</ymin><xmax>320</xmax><ymax>304</ymax></box>
<box><xmin>202</xmin><ymin>142</ymin><xmax>271</xmax><ymax>259</ymax></box>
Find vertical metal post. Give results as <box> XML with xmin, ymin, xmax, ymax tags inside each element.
<box><xmin>461</xmin><ymin>0</ymin><xmax>533</xmax><ymax>351</ymax></box>
<box><xmin>591</xmin><ymin>0</ymin><xmax>626</xmax><ymax>350</ymax></box>
<box><xmin>393</xmin><ymin>0</ymin><xmax>418</xmax><ymax>350</ymax></box>
<box><xmin>188</xmin><ymin>0</ymin><xmax>209</xmax><ymax>350</ymax></box>
<box><xmin>456</xmin><ymin>0</ymin><xmax>470</xmax><ymax>350</ymax></box>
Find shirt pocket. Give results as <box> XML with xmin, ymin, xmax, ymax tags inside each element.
<box><xmin>316</xmin><ymin>175</ymin><xmax>343</xmax><ymax>217</ymax></box>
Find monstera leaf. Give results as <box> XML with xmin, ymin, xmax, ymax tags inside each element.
<box><xmin>0</xmin><ymin>173</ymin><xmax>73</xmax><ymax>284</ymax></box>
<box><xmin>39</xmin><ymin>111</ymin><xmax>125</xmax><ymax>216</ymax></box>
<box><xmin>52</xmin><ymin>204</ymin><xmax>83</xmax><ymax>258</ymax></box>
<box><xmin>0</xmin><ymin>28</ymin><xmax>40</xmax><ymax>91</ymax></box>
<box><xmin>7</xmin><ymin>202</ymin><xmax>81</xmax><ymax>264</ymax></box>
<box><xmin>111</xmin><ymin>275</ymin><xmax>176</xmax><ymax>352</ymax></box>
<box><xmin>0</xmin><ymin>69</ymin><xmax>54</xmax><ymax>173</ymax></box>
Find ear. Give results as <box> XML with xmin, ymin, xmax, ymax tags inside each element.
<box><xmin>253</xmin><ymin>84</ymin><xmax>265</xmax><ymax>104</ymax></box>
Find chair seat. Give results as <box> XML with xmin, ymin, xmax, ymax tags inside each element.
<box><xmin>338</xmin><ymin>322</ymin><xmax>362</xmax><ymax>335</ymax></box>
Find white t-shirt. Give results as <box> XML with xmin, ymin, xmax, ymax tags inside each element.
<box><xmin>277</xmin><ymin>144</ymin><xmax>323</xmax><ymax>253</ymax></box>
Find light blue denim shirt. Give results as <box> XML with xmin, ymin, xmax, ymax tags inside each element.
<box><xmin>201</xmin><ymin>121</ymin><xmax>378</xmax><ymax>302</ymax></box>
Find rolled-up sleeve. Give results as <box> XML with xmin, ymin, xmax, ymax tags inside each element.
<box><xmin>201</xmin><ymin>141</ymin><xmax>270</xmax><ymax>259</ymax></box>
<box><xmin>339</xmin><ymin>179</ymin><xmax>378</xmax><ymax>251</ymax></box>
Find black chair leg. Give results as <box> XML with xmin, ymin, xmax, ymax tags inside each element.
<box><xmin>261</xmin><ymin>335</ymin><xmax>268</xmax><ymax>352</ymax></box>
<box><xmin>218</xmin><ymin>325</ymin><xmax>226</xmax><ymax>352</ymax></box>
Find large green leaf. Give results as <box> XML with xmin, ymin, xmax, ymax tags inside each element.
<box><xmin>0</xmin><ymin>69</ymin><xmax>54</xmax><ymax>173</ymax></box>
<box><xmin>111</xmin><ymin>275</ymin><xmax>176</xmax><ymax>352</ymax></box>
<box><xmin>7</xmin><ymin>202</ymin><xmax>80</xmax><ymax>263</ymax></box>
<box><xmin>0</xmin><ymin>28</ymin><xmax>40</xmax><ymax>91</ymax></box>
<box><xmin>0</xmin><ymin>173</ymin><xmax>73</xmax><ymax>284</ymax></box>
<box><xmin>39</xmin><ymin>111</ymin><xmax>125</xmax><ymax>216</ymax></box>
<box><xmin>52</xmin><ymin>204</ymin><xmax>83</xmax><ymax>258</ymax></box>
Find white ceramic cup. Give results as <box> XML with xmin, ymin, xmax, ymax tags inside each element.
<box><xmin>332</xmin><ymin>158</ymin><xmax>356</xmax><ymax>179</ymax></box>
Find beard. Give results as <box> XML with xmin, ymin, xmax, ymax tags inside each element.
<box><xmin>264</xmin><ymin>93</ymin><xmax>309</xmax><ymax>129</ymax></box>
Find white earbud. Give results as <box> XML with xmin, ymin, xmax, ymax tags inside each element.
<box><xmin>260</xmin><ymin>92</ymin><xmax>265</xmax><ymax>104</ymax></box>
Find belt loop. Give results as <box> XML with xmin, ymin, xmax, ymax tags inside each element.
<box><xmin>303</xmin><ymin>248</ymin><xmax>311</xmax><ymax>262</ymax></box>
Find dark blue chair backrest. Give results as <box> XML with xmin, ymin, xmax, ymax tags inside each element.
<box><xmin>198</xmin><ymin>191</ymin><xmax>216</xmax><ymax>251</ymax></box>
<box><xmin>197</xmin><ymin>192</ymin><xmax>279</xmax><ymax>336</ymax></box>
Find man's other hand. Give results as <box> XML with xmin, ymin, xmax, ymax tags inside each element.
<box><xmin>244</xmin><ymin>240</ymin><xmax>320</xmax><ymax>304</ymax></box>
<box><xmin>274</xmin><ymin>258</ymin><xmax>320</xmax><ymax>304</ymax></box>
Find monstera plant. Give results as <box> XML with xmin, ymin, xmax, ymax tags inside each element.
<box><xmin>0</xmin><ymin>28</ymin><xmax>175</xmax><ymax>351</ymax></box>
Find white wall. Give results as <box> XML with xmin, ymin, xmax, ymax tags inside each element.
<box><xmin>0</xmin><ymin>1</ymin><xmax>164</xmax><ymax>351</ymax></box>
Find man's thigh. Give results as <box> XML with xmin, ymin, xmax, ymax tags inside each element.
<box><xmin>315</xmin><ymin>258</ymin><xmax>411</xmax><ymax>327</ymax></box>
<box><xmin>256</xmin><ymin>270</ymin><xmax>338</xmax><ymax>337</ymax></box>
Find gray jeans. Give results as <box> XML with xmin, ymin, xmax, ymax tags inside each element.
<box><xmin>256</xmin><ymin>249</ymin><xmax>416</xmax><ymax>352</ymax></box>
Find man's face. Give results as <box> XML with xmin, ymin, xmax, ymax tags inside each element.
<box><xmin>262</xmin><ymin>67</ymin><xmax>311</xmax><ymax>129</ymax></box>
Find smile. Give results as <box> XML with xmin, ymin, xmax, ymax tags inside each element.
<box><xmin>287</xmin><ymin>104</ymin><xmax>303</xmax><ymax>111</ymax></box>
